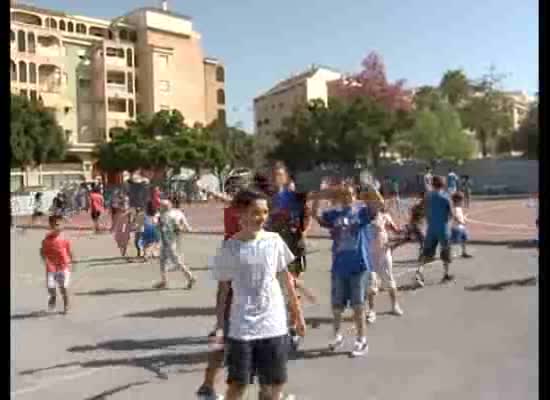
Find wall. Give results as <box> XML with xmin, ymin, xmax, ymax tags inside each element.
<box><xmin>203</xmin><ymin>61</ymin><xmax>225</xmax><ymax>126</ymax></box>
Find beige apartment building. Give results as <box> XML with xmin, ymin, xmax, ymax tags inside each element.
<box><xmin>253</xmin><ymin>65</ymin><xmax>341</xmax><ymax>135</ymax></box>
<box><xmin>10</xmin><ymin>1</ymin><xmax>225</xmax><ymax>189</ymax></box>
<box><xmin>502</xmin><ymin>91</ymin><xmax>535</xmax><ymax>131</ymax></box>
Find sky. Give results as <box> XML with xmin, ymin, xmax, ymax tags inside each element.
<box><xmin>28</xmin><ymin>0</ymin><xmax>538</xmax><ymax>132</ymax></box>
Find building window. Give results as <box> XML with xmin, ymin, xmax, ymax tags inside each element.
<box><xmin>76</xmin><ymin>23</ymin><xmax>86</xmax><ymax>34</ymax></box>
<box><xmin>68</xmin><ymin>21</ymin><xmax>74</xmax><ymax>32</ymax></box>
<box><xmin>27</xmin><ymin>32</ymin><xmax>36</xmax><ymax>53</ymax></box>
<box><xmin>264</xmin><ymin>118</ymin><xmax>270</xmax><ymax>125</ymax></box>
<box><xmin>127</xmin><ymin>72</ymin><xmax>134</xmax><ymax>92</ymax></box>
<box><xmin>20</xmin><ymin>89</ymin><xmax>28</xmax><ymax>98</ymax></box>
<box><xmin>135</xmin><ymin>78</ymin><xmax>139</xmax><ymax>93</ymax></box>
<box><xmin>119</xmin><ymin>29</ymin><xmax>128</xmax><ymax>41</ymax></box>
<box><xmin>279</xmin><ymin>102</ymin><xmax>284</xmax><ymax>109</ymax></box>
<box><xmin>59</xmin><ymin>20</ymin><xmax>66</xmax><ymax>31</ymax></box>
<box><xmin>217</xmin><ymin>89</ymin><xmax>225</xmax><ymax>105</ymax></box>
<box><xmin>108</xmin><ymin>30</ymin><xmax>114</xmax><ymax>40</ymax></box>
<box><xmin>29</xmin><ymin>63</ymin><xmax>37</xmax><ymax>83</ymax></box>
<box><xmin>65</xmin><ymin>130</ymin><xmax>72</xmax><ymax>141</ymax></box>
<box><xmin>157</xmin><ymin>54</ymin><xmax>169</xmax><ymax>69</ymax></box>
<box><xmin>134</xmin><ymin>53</ymin><xmax>139</xmax><ymax>68</ymax></box>
<box><xmin>129</xmin><ymin>31</ymin><xmax>137</xmax><ymax>42</ymax></box>
<box><xmin>11</xmin><ymin>30</ymin><xmax>15</xmax><ymax>42</ymax></box>
<box><xmin>30</xmin><ymin>90</ymin><xmax>38</xmax><ymax>102</ymax></box>
<box><xmin>257</xmin><ymin>120</ymin><xmax>263</xmax><ymax>128</ymax></box>
<box><xmin>126</xmin><ymin>49</ymin><xmax>133</xmax><ymax>67</ymax></box>
<box><xmin>159</xmin><ymin>80</ymin><xmax>170</xmax><ymax>92</ymax></box>
<box><xmin>216</xmin><ymin>66</ymin><xmax>225</xmax><ymax>82</ymax></box>
<box><xmin>49</xmin><ymin>18</ymin><xmax>58</xmax><ymax>29</ymax></box>
<box><xmin>217</xmin><ymin>109</ymin><xmax>226</xmax><ymax>124</ymax></box>
<box><xmin>128</xmin><ymin>99</ymin><xmax>135</xmax><ymax>118</ymax></box>
<box><xmin>18</xmin><ymin>61</ymin><xmax>27</xmax><ymax>83</ymax></box>
<box><xmin>11</xmin><ymin>60</ymin><xmax>17</xmax><ymax>82</ymax></box>
<box><xmin>17</xmin><ymin>30</ymin><xmax>26</xmax><ymax>52</ymax></box>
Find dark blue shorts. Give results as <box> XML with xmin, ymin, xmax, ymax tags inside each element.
<box><xmin>423</xmin><ymin>230</ymin><xmax>451</xmax><ymax>263</ymax></box>
<box><xmin>331</xmin><ymin>270</ymin><xmax>369</xmax><ymax>308</ymax></box>
<box><xmin>451</xmin><ymin>226</ymin><xmax>469</xmax><ymax>244</ymax></box>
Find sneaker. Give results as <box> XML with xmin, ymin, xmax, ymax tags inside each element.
<box><xmin>441</xmin><ymin>273</ymin><xmax>455</xmax><ymax>283</ymax></box>
<box><xmin>47</xmin><ymin>297</ymin><xmax>56</xmax><ymax>312</ymax></box>
<box><xmin>153</xmin><ymin>281</ymin><xmax>168</xmax><ymax>290</ymax></box>
<box><xmin>196</xmin><ymin>385</ymin><xmax>221</xmax><ymax>400</ymax></box>
<box><xmin>462</xmin><ymin>253</ymin><xmax>473</xmax><ymax>259</ymax></box>
<box><xmin>392</xmin><ymin>304</ymin><xmax>404</xmax><ymax>316</ymax></box>
<box><xmin>328</xmin><ymin>334</ymin><xmax>344</xmax><ymax>351</ymax></box>
<box><xmin>415</xmin><ymin>272</ymin><xmax>425</xmax><ymax>288</ymax></box>
<box><xmin>366</xmin><ymin>310</ymin><xmax>377</xmax><ymax>324</ymax></box>
<box><xmin>289</xmin><ymin>328</ymin><xmax>301</xmax><ymax>352</ymax></box>
<box><xmin>186</xmin><ymin>276</ymin><xmax>197</xmax><ymax>290</ymax></box>
<box><xmin>350</xmin><ymin>338</ymin><xmax>369</xmax><ymax>357</ymax></box>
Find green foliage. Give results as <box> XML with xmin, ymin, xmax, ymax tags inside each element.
<box><xmin>439</xmin><ymin>69</ymin><xmax>470</xmax><ymax>106</ymax></box>
<box><xmin>11</xmin><ymin>94</ymin><xmax>67</xmax><ymax>168</ymax></box>
<box><xmin>513</xmin><ymin>102</ymin><xmax>538</xmax><ymax>159</ymax></box>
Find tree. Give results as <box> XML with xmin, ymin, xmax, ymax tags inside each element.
<box><xmin>11</xmin><ymin>94</ymin><xmax>67</xmax><ymax>168</ymax></box>
<box><xmin>439</xmin><ymin>69</ymin><xmax>470</xmax><ymax>106</ymax></box>
<box><xmin>413</xmin><ymin>86</ymin><xmax>443</xmax><ymax>111</ymax></box>
<box><xmin>513</xmin><ymin>102</ymin><xmax>538</xmax><ymax>159</ymax></box>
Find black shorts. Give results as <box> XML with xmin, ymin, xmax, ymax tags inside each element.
<box><xmin>32</xmin><ymin>211</ymin><xmax>44</xmax><ymax>217</ymax></box>
<box><xmin>226</xmin><ymin>335</ymin><xmax>289</xmax><ymax>385</ymax></box>
<box><xmin>91</xmin><ymin>211</ymin><xmax>101</xmax><ymax>221</ymax></box>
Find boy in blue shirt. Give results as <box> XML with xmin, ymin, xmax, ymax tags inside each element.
<box><xmin>311</xmin><ymin>183</ymin><xmax>379</xmax><ymax>357</ymax></box>
<box><xmin>415</xmin><ymin>176</ymin><xmax>454</xmax><ymax>287</ymax></box>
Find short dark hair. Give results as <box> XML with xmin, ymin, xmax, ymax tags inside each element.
<box><xmin>452</xmin><ymin>192</ymin><xmax>465</xmax><ymax>204</ymax></box>
<box><xmin>231</xmin><ymin>189</ymin><xmax>269</xmax><ymax>210</ymax></box>
<box><xmin>432</xmin><ymin>175</ymin><xmax>444</xmax><ymax>189</ymax></box>
<box><xmin>48</xmin><ymin>215</ymin><xmax>62</xmax><ymax>227</ymax></box>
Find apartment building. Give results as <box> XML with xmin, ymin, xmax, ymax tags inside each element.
<box><xmin>253</xmin><ymin>65</ymin><xmax>341</xmax><ymax>135</ymax></box>
<box><xmin>10</xmin><ymin>1</ymin><xmax>225</xmax><ymax>188</ymax></box>
<box><xmin>502</xmin><ymin>91</ymin><xmax>535</xmax><ymax>131</ymax></box>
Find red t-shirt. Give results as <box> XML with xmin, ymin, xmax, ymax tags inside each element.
<box><xmin>89</xmin><ymin>192</ymin><xmax>104</xmax><ymax>213</ymax></box>
<box><xmin>152</xmin><ymin>189</ymin><xmax>161</xmax><ymax>210</ymax></box>
<box><xmin>42</xmin><ymin>232</ymin><xmax>72</xmax><ymax>273</ymax></box>
<box><xmin>223</xmin><ymin>206</ymin><xmax>240</xmax><ymax>240</ymax></box>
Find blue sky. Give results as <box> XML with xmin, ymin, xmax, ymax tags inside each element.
<box><xmin>32</xmin><ymin>0</ymin><xmax>538</xmax><ymax>132</ymax></box>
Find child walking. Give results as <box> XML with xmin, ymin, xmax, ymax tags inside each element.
<box><xmin>112</xmin><ymin>202</ymin><xmax>132</xmax><ymax>258</ymax></box>
<box><xmin>41</xmin><ymin>215</ymin><xmax>74</xmax><ymax>314</ymax></box>
<box><xmin>312</xmin><ymin>183</ymin><xmax>376</xmax><ymax>357</ymax></box>
<box><xmin>132</xmin><ymin>207</ymin><xmax>145</xmax><ymax>258</ymax></box>
<box><xmin>450</xmin><ymin>192</ymin><xmax>473</xmax><ymax>258</ymax></box>
<box><xmin>210</xmin><ymin>189</ymin><xmax>305</xmax><ymax>400</ymax></box>
<box><xmin>154</xmin><ymin>200</ymin><xmax>196</xmax><ymax>290</ymax></box>
<box><xmin>366</xmin><ymin>206</ymin><xmax>404</xmax><ymax>323</ymax></box>
<box><xmin>141</xmin><ymin>201</ymin><xmax>160</xmax><ymax>261</ymax></box>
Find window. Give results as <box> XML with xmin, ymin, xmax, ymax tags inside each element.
<box><xmin>76</xmin><ymin>23</ymin><xmax>86</xmax><ymax>34</ymax></box>
<box><xmin>119</xmin><ymin>29</ymin><xmax>128</xmax><ymax>41</ymax></box>
<box><xmin>27</xmin><ymin>32</ymin><xmax>35</xmax><ymax>53</ymax></box>
<box><xmin>216</xmin><ymin>66</ymin><xmax>225</xmax><ymax>82</ymax></box>
<box><xmin>135</xmin><ymin>78</ymin><xmax>139</xmax><ymax>93</ymax></box>
<box><xmin>18</xmin><ymin>61</ymin><xmax>27</xmax><ymax>83</ymax></box>
<box><xmin>127</xmin><ymin>72</ymin><xmax>134</xmax><ymax>92</ymax></box>
<box><xmin>108</xmin><ymin>30</ymin><xmax>114</xmax><ymax>40</ymax></box>
<box><xmin>217</xmin><ymin>109</ymin><xmax>226</xmax><ymax>124</ymax></box>
<box><xmin>29</xmin><ymin>63</ymin><xmax>37</xmax><ymax>83</ymax></box>
<box><xmin>30</xmin><ymin>90</ymin><xmax>37</xmax><ymax>102</ymax></box>
<box><xmin>134</xmin><ymin>53</ymin><xmax>139</xmax><ymax>67</ymax></box>
<box><xmin>126</xmin><ymin>49</ymin><xmax>133</xmax><ymax>67</ymax></box>
<box><xmin>67</xmin><ymin>21</ymin><xmax>74</xmax><ymax>32</ymax></box>
<box><xmin>49</xmin><ymin>18</ymin><xmax>57</xmax><ymax>29</ymax></box>
<box><xmin>129</xmin><ymin>31</ymin><xmax>137</xmax><ymax>42</ymax></box>
<box><xmin>59</xmin><ymin>20</ymin><xmax>66</xmax><ymax>31</ymax></box>
<box><xmin>79</xmin><ymin>79</ymin><xmax>91</xmax><ymax>89</ymax></box>
<box><xmin>10</xmin><ymin>60</ymin><xmax>17</xmax><ymax>82</ymax></box>
<box><xmin>159</xmin><ymin>80</ymin><xmax>170</xmax><ymax>92</ymax></box>
<box><xmin>11</xmin><ymin>30</ymin><xmax>15</xmax><ymax>42</ymax></box>
<box><xmin>264</xmin><ymin>118</ymin><xmax>270</xmax><ymax>124</ymax></box>
<box><xmin>128</xmin><ymin>99</ymin><xmax>134</xmax><ymax>118</ymax></box>
<box><xmin>217</xmin><ymin>89</ymin><xmax>225</xmax><ymax>105</ymax></box>
<box><xmin>64</xmin><ymin>130</ymin><xmax>72</xmax><ymax>141</ymax></box>
<box><xmin>257</xmin><ymin>120</ymin><xmax>263</xmax><ymax>128</ymax></box>
<box><xmin>20</xmin><ymin>89</ymin><xmax>28</xmax><ymax>97</ymax></box>
<box><xmin>17</xmin><ymin>30</ymin><xmax>26</xmax><ymax>52</ymax></box>
<box><xmin>279</xmin><ymin>102</ymin><xmax>284</xmax><ymax>109</ymax></box>
<box><xmin>157</xmin><ymin>54</ymin><xmax>169</xmax><ymax>69</ymax></box>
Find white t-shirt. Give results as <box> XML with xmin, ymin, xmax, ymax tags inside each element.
<box><xmin>210</xmin><ymin>231</ymin><xmax>295</xmax><ymax>341</ymax></box>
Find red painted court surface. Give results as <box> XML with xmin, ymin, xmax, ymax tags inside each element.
<box><xmin>14</xmin><ymin>198</ymin><xmax>537</xmax><ymax>243</ymax></box>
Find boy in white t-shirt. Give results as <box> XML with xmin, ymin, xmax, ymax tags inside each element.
<box><xmin>450</xmin><ymin>192</ymin><xmax>473</xmax><ymax>259</ymax></box>
<box><xmin>210</xmin><ymin>189</ymin><xmax>305</xmax><ymax>400</ymax></box>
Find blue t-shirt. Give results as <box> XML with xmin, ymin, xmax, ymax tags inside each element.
<box><xmin>320</xmin><ymin>204</ymin><xmax>375</xmax><ymax>277</ymax></box>
<box><xmin>447</xmin><ymin>172</ymin><xmax>459</xmax><ymax>190</ymax></box>
<box><xmin>425</xmin><ymin>191</ymin><xmax>452</xmax><ymax>234</ymax></box>
<box><xmin>268</xmin><ymin>189</ymin><xmax>302</xmax><ymax>229</ymax></box>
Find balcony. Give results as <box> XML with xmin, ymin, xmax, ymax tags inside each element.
<box><xmin>106</xmin><ymin>84</ymin><xmax>131</xmax><ymax>98</ymax></box>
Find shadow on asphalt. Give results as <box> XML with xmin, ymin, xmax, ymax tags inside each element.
<box><xmin>11</xmin><ymin>311</ymin><xmax>63</xmax><ymax>320</ymax></box>
<box><xmin>83</xmin><ymin>381</ymin><xmax>149</xmax><ymax>400</ymax></box>
<box><xmin>68</xmin><ymin>336</ymin><xmax>208</xmax><ymax>353</ymax></box>
<box><xmin>467</xmin><ymin>239</ymin><xmax>538</xmax><ymax>248</ymax></box>
<box><xmin>75</xmin><ymin>288</ymin><xmax>185</xmax><ymax>297</ymax></box>
<box><xmin>124</xmin><ymin>306</ymin><xmax>217</xmax><ymax>319</ymax></box>
<box><xmin>464</xmin><ymin>276</ymin><xmax>537</xmax><ymax>292</ymax></box>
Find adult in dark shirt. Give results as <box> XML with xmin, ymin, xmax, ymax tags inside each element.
<box><xmin>415</xmin><ymin>176</ymin><xmax>454</xmax><ymax>287</ymax></box>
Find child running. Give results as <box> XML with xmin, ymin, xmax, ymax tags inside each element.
<box><xmin>366</xmin><ymin>205</ymin><xmax>404</xmax><ymax>323</ymax></box>
<box><xmin>132</xmin><ymin>207</ymin><xmax>145</xmax><ymax>258</ymax></box>
<box><xmin>40</xmin><ymin>215</ymin><xmax>74</xmax><ymax>314</ymax></box>
<box><xmin>450</xmin><ymin>192</ymin><xmax>473</xmax><ymax>259</ymax></box>
<box><xmin>31</xmin><ymin>192</ymin><xmax>45</xmax><ymax>228</ymax></box>
<box><xmin>89</xmin><ymin>186</ymin><xmax>105</xmax><ymax>233</ymax></box>
<box><xmin>210</xmin><ymin>189</ymin><xmax>305</xmax><ymax>400</ymax></box>
<box><xmin>311</xmin><ymin>183</ymin><xmax>376</xmax><ymax>357</ymax></box>
<box><xmin>141</xmin><ymin>201</ymin><xmax>161</xmax><ymax>261</ymax></box>
<box><xmin>154</xmin><ymin>200</ymin><xmax>196</xmax><ymax>290</ymax></box>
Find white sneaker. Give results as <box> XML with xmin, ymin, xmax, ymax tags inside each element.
<box><xmin>351</xmin><ymin>337</ymin><xmax>369</xmax><ymax>357</ymax></box>
<box><xmin>415</xmin><ymin>272</ymin><xmax>425</xmax><ymax>288</ymax></box>
<box><xmin>366</xmin><ymin>310</ymin><xmax>376</xmax><ymax>324</ymax></box>
<box><xmin>392</xmin><ymin>304</ymin><xmax>404</xmax><ymax>316</ymax></box>
<box><xmin>328</xmin><ymin>334</ymin><xmax>344</xmax><ymax>351</ymax></box>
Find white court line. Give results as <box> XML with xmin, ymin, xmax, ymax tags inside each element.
<box><xmin>465</xmin><ymin>217</ymin><xmax>534</xmax><ymax>230</ymax></box>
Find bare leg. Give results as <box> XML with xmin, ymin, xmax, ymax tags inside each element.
<box><xmin>332</xmin><ymin>308</ymin><xmax>343</xmax><ymax>336</ymax></box>
<box><xmin>60</xmin><ymin>287</ymin><xmax>70</xmax><ymax>313</ymax></box>
<box><xmin>352</xmin><ymin>305</ymin><xmax>366</xmax><ymax>339</ymax></box>
<box><xmin>225</xmin><ymin>382</ymin><xmax>246</xmax><ymax>400</ymax></box>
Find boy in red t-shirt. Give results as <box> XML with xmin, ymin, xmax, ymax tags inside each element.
<box><xmin>40</xmin><ymin>215</ymin><xmax>74</xmax><ymax>314</ymax></box>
